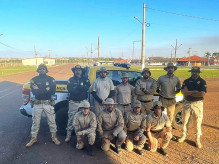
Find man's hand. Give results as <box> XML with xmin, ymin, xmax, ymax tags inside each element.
<box><xmin>102</xmin><ymin>100</ymin><xmax>106</xmax><ymax>105</ymax></box>
<box><xmin>33</xmin><ymin>84</ymin><xmax>39</xmax><ymax>90</ymax></box>
<box><xmin>134</xmin><ymin>136</ymin><xmax>140</xmax><ymax>141</ymax></box>
<box><xmin>77</xmin><ymin>137</ymin><xmax>82</xmax><ymax>144</ymax></box>
<box><xmin>46</xmin><ymin>87</ymin><xmax>50</xmax><ymax>91</ymax></box>
<box><xmin>77</xmin><ymin>131</ymin><xmax>83</xmax><ymax>136</ymax></box>
<box><xmin>102</xmin><ymin>137</ymin><xmax>107</xmax><ymax>145</ymax></box>
<box><xmin>108</xmin><ymin>135</ymin><xmax>114</xmax><ymax>141</ymax></box>
<box><xmin>125</xmin><ymin>136</ymin><xmax>130</xmax><ymax>142</ymax></box>
<box><xmin>150</xmin><ymin>139</ymin><xmax>156</xmax><ymax>149</ymax></box>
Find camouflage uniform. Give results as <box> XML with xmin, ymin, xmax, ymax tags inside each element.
<box><xmin>66</xmin><ymin>65</ymin><xmax>90</xmax><ymax>140</ymax></box>
<box><xmin>97</xmin><ymin>98</ymin><xmax>126</xmax><ymax>152</ymax></box>
<box><xmin>115</xmin><ymin>72</ymin><xmax>136</xmax><ymax>116</ymax></box>
<box><xmin>124</xmin><ymin>101</ymin><xmax>146</xmax><ymax>152</ymax></box>
<box><xmin>26</xmin><ymin>64</ymin><xmax>60</xmax><ymax>147</ymax></box>
<box><xmin>135</xmin><ymin>68</ymin><xmax>157</xmax><ymax>115</ymax></box>
<box><xmin>157</xmin><ymin>63</ymin><xmax>181</xmax><ymax>123</ymax></box>
<box><xmin>146</xmin><ymin>101</ymin><xmax>172</xmax><ymax>153</ymax></box>
<box><xmin>92</xmin><ymin>67</ymin><xmax>115</xmax><ymax>115</ymax></box>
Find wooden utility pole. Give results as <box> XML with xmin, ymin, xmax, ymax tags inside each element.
<box><xmin>188</xmin><ymin>48</ymin><xmax>192</xmax><ymax>66</ymax></box>
<box><xmin>171</xmin><ymin>51</ymin><xmax>173</xmax><ymax>62</ymax></box>
<box><xmin>171</xmin><ymin>39</ymin><xmax>182</xmax><ymax>64</ymax></box>
<box><xmin>34</xmin><ymin>46</ymin><xmax>38</xmax><ymax>67</ymax></box>
<box><xmin>91</xmin><ymin>44</ymin><xmax>93</xmax><ymax>58</ymax></box>
<box><xmin>141</xmin><ymin>3</ymin><xmax>146</xmax><ymax>70</ymax></box>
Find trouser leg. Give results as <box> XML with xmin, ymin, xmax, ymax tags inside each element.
<box><xmin>182</xmin><ymin>101</ymin><xmax>192</xmax><ymax>135</ymax></box>
<box><xmin>101</xmin><ymin>138</ymin><xmax>111</xmax><ymax>151</ymax></box>
<box><xmin>160</xmin><ymin>130</ymin><xmax>172</xmax><ymax>149</ymax></box>
<box><xmin>44</xmin><ymin>104</ymin><xmax>57</xmax><ymax>133</ymax></box>
<box><xmin>117</xmin><ymin>104</ymin><xmax>125</xmax><ymax>117</ymax></box>
<box><xmin>136</xmin><ymin>135</ymin><xmax>146</xmax><ymax>150</ymax></box>
<box><xmin>166</xmin><ymin>103</ymin><xmax>176</xmax><ymax>124</ymax></box>
<box><xmin>94</xmin><ymin>100</ymin><xmax>104</xmax><ymax>116</ymax></box>
<box><xmin>31</xmin><ymin>104</ymin><xmax>44</xmax><ymax>138</ymax></box>
<box><xmin>88</xmin><ymin>133</ymin><xmax>96</xmax><ymax>145</ymax></box>
<box><xmin>125</xmin><ymin>133</ymin><xmax>134</xmax><ymax>151</ymax></box>
<box><xmin>116</xmin><ymin>130</ymin><xmax>126</xmax><ymax>146</ymax></box>
<box><xmin>66</xmin><ymin>101</ymin><xmax>80</xmax><ymax>134</ymax></box>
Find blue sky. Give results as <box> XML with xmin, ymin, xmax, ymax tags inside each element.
<box><xmin>0</xmin><ymin>0</ymin><xmax>219</xmax><ymax>59</ymax></box>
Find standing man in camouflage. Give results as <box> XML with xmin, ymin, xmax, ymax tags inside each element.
<box><xmin>115</xmin><ymin>72</ymin><xmax>136</xmax><ymax>117</ymax></box>
<box><xmin>178</xmin><ymin>67</ymin><xmax>207</xmax><ymax>148</ymax></box>
<box><xmin>135</xmin><ymin>68</ymin><xmax>157</xmax><ymax>115</ymax></box>
<box><xmin>157</xmin><ymin>63</ymin><xmax>181</xmax><ymax>140</ymax></box>
<box><xmin>146</xmin><ymin>101</ymin><xmax>172</xmax><ymax>156</ymax></box>
<box><xmin>92</xmin><ymin>67</ymin><xmax>115</xmax><ymax>115</ymax></box>
<box><xmin>73</xmin><ymin>100</ymin><xmax>97</xmax><ymax>156</ymax></box>
<box><xmin>65</xmin><ymin>65</ymin><xmax>90</xmax><ymax>142</ymax></box>
<box><xmin>26</xmin><ymin>64</ymin><xmax>60</xmax><ymax>147</ymax></box>
<box><xmin>124</xmin><ymin>100</ymin><xmax>146</xmax><ymax>155</ymax></box>
<box><xmin>97</xmin><ymin>98</ymin><xmax>126</xmax><ymax>154</ymax></box>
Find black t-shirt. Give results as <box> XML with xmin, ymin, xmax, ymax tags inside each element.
<box><xmin>182</xmin><ymin>76</ymin><xmax>207</xmax><ymax>101</ymax></box>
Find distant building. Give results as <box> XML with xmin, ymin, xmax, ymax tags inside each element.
<box><xmin>22</xmin><ymin>58</ymin><xmax>55</xmax><ymax>66</ymax></box>
<box><xmin>177</xmin><ymin>55</ymin><xmax>208</xmax><ymax>66</ymax></box>
<box><xmin>114</xmin><ymin>59</ymin><xmax>131</xmax><ymax>63</ymax></box>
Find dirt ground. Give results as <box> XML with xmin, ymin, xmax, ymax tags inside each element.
<box><xmin>1</xmin><ymin>64</ymin><xmax>219</xmax><ymax>164</ymax></box>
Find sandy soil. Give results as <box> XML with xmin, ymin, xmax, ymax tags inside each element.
<box><xmin>1</xmin><ymin>64</ymin><xmax>219</xmax><ymax>164</ymax></box>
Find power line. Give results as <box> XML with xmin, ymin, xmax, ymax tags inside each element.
<box><xmin>146</xmin><ymin>7</ymin><xmax>219</xmax><ymax>22</ymax></box>
<box><xmin>0</xmin><ymin>41</ymin><xmax>18</xmax><ymax>50</ymax></box>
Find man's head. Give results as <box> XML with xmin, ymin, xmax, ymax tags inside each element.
<box><xmin>152</xmin><ymin>101</ymin><xmax>164</xmax><ymax>116</ymax></box>
<box><xmin>37</xmin><ymin>64</ymin><xmax>48</xmax><ymax>75</ymax></box>
<box><xmin>98</xmin><ymin>67</ymin><xmax>108</xmax><ymax>79</ymax></box>
<box><xmin>72</xmin><ymin>65</ymin><xmax>83</xmax><ymax>78</ymax></box>
<box><xmin>104</xmin><ymin>98</ymin><xmax>116</xmax><ymax>112</ymax></box>
<box><xmin>121</xmin><ymin>72</ymin><xmax>129</xmax><ymax>84</ymax></box>
<box><xmin>79</xmin><ymin>100</ymin><xmax>91</xmax><ymax>115</ymax></box>
<box><xmin>133</xmin><ymin>100</ymin><xmax>141</xmax><ymax>114</ymax></box>
<box><xmin>189</xmin><ymin>66</ymin><xmax>201</xmax><ymax>79</ymax></box>
<box><xmin>141</xmin><ymin>68</ymin><xmax>151</xmax><ymax>79</ymax></box>
<box><xmin>164</xmin><ymin>63</ymin><xmax>177</xmax><ymax>75</ymax></box>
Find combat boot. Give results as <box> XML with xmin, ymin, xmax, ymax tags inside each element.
<box><xmin>87</xmin><ymin>145</ymin><xmax>94</xmax><ymax>156</ymax></box>
<box><xmin>26</xmin><ymin>137</ymin><xmax>37</xmax><ymax>148</ymax></box>
<box><xmin>178</xmin><ymin>133</ymin><xmax>186</xmax><ymax>143</ymax></box>
<box><xmin>51</xmin><ymin>133</ymin><xmax>61</xmax><ymax>145</ymax></box>
<box><xmin>160</xmin><ymin>148</ymin><xmax>168</xmax><ymax>156</ymax></box>
<box><xmin>116</xmin><ymin>145</ymin><xmax>121</xmax><ymax>154</ymax></box>
<box><xmin>196</xmin><ymin>136</ymin><xmax>202</xmax><ymax>149</ymax></box>
<box><xmin>65</xmin><ymin>135</ymin><xmax>71</xmax><ymax>142</ymax></box>
<box><xmin>137</xmin><ymin>149</ymin><xmax>143</xmax><ymax>155</ymax></box>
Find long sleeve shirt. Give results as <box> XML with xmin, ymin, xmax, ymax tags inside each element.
<box><xmin>73</xmin><ymin>111</ymin><xmax>97</xmax><ymax>135</ymax></box>
<box><xmin>30</xmin><ymin>74</ymin><xmax>56</xmax><ymax>100</ymax></box>
<box><xmin>97</xmin><ymin>108</ymin><xmax>124</xmax><ymax>137</ymax></box>
<box><xmin>67</xmin><ymin>76</ymin><xmax>90</xmax><ymax>101</ymax></box>
<box><xmin>124</xmin><ymin>111</ymin><xmax>146</xmax><ymax>137</ymax></box>
<box><xmin>135</xmin><ymin>78</ymin><xmax>157</xmax><ymax>101</ymax></box>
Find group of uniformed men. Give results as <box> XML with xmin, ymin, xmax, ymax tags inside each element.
<box><xmin>26</xmin><ymin>63</ymin><xmax>207</xmax><ymax>157</ymax></box>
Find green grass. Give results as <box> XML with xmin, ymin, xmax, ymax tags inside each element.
<box><xmin>0</xmin><ymin>66</ymin><xmax>37</xmax><ymax>76</ymax></box>
<box><xmin>1</xmin><ymin>65</ymin><xmax>219</xmax><ymax>78</ymax></box>
<box><xmin>130</xmin><ymin>65</ymin><xmax>219</xmax><ymax>79</ymax></box>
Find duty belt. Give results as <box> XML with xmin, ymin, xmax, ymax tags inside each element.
<box><xmin>35</xmin><ymin>99</ymin><xmax>51</xmax><ymax>105</ymax></box>
<box><xmin>160</xmin><ymin>96</ymin><xmax>175</xmax><ymax>100</ymax></box>
<box><xmin>140</xmin><ymin>100</ymin><xmax>153</xmax><ymax>103</ymax></box>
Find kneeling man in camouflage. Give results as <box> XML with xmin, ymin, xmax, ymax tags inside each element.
<box><xmin>73</xmin><ymin>100</ymin><xmax>97</xmax><ymax>156</ymax></box>
<box><xmin>124</xmin><ymin>100</ymin><xmax>146</xmax><ymax>155</ymax></box>
<box><xmin>146</xmin><ymin>101</ymin><xmax>172</xmax><ymax>156</ymax></box>
<box><xmin>97</xmin><ymin>98</ymin><xmax>126</xmax><ymax>154</ymax></box>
